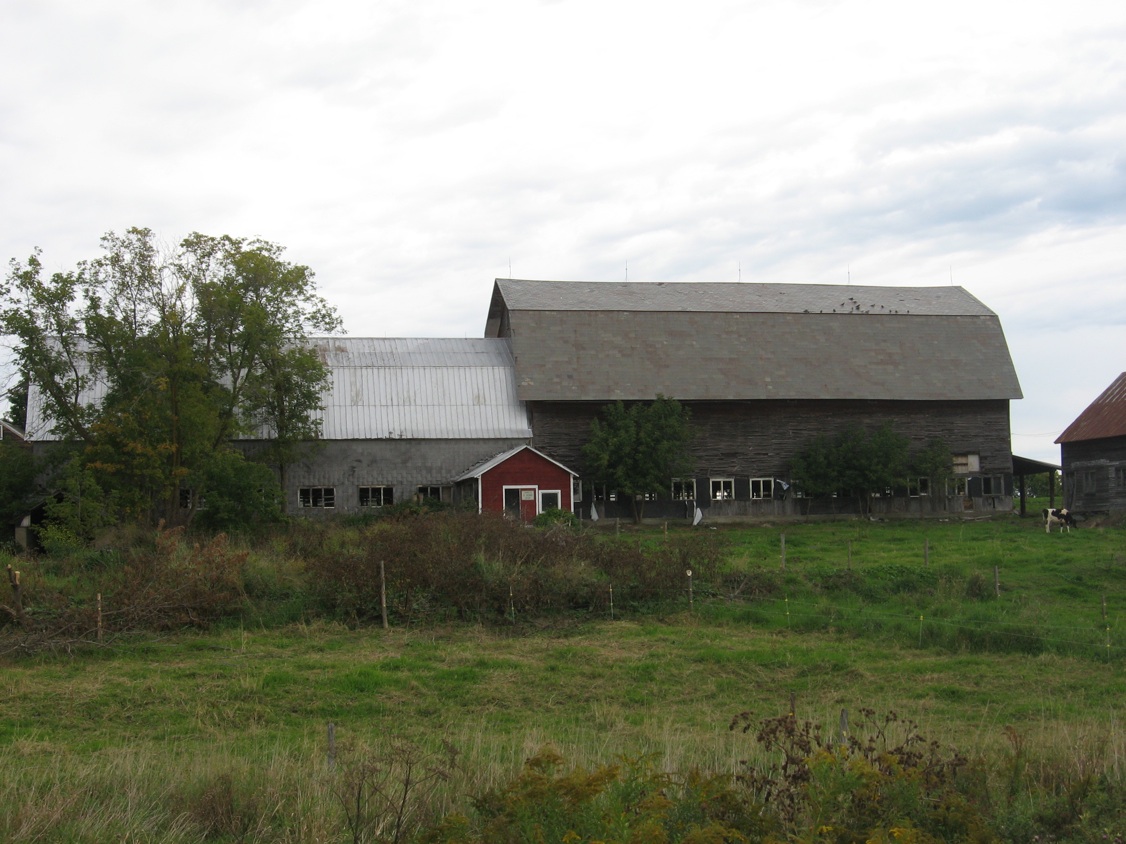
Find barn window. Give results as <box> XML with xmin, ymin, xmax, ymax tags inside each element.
<box><xmin>1115</xmin><ymin>467</ymin><xmax>1125</xmax><ymax>490</ymax></box>
<box><xmin>908</xmin><ymin>478</ymin><xmax>930</xmax><ymax>497</ymax></box>
<box><xmin>671</xmin><ymin>478</ymin><xmax>696</xmax><ymax>500</ymax></box>
<box><xmin>417</xmin><ymin>485</ymin><xmax>442</xmax><ymax>502</ymax></box>
<box><xmin>953</xmin><ymin>454</ymin><xmax>980</xmax><ymax>474</ymax></box>
<box><xmin>750</xmin><ymin>478</ymin><xmax>774</xmax><ymax>500</ymax></box>
<box><xmin>299</xmin><ymin>487</ymin><xmax>335</xmax><ymax>508</ymax></box>
<box><xmin>947</xmin><ymin>478</ymin><xmax>967</xmax><ymax>496</ymax></box>
<box><xmin>359</xmin><ymin>486</ymin><xmax>393</xmax><ymax>507</ymax></box>
<box><xmin>981</xmin><ymin>476</ymin><xmax>1003</xmax><ymax>496</ymax></box>
<box><xmin>540</xmin><ymin>490</ymin><xmax>561</xmax><ymax>511</ymax></box>
<box><xmin>710</xmin><ymin>478</ymin><xmax>734</xmax><ymax>500</ymax></box>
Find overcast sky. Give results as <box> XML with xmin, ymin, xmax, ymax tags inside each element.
<box><xmin>2</xmin><ymin>0</ymin><xmax>1124</xmax><ymax>464</ymax></box>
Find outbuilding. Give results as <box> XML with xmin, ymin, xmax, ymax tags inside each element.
<box><xmin>1056</xmin><ymin>372</ymin><xmax>1126</xmax><ymax>514</ymax></box>
<box><xmin>455</xmin><ymin>445</ymin><xmax>579</xmax><ymax>521</ymax></box>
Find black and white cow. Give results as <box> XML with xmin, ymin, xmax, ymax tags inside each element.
<box><xmin>1042</xmin><ymin>508</ymin><xmax>1076</xmax><ymax>534</ymax></box>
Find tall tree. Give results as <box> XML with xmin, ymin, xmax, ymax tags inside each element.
<box><xmin>583</xmin><ymin>396</ymin><xmax>694</xmax><ymax>522</ymax></box>
<box><xmin>1</xmin><ymin>228</ymin><xmax>342</xmax><ymax>531</ymax></box>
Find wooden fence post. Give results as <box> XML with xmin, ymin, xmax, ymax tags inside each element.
<box><xmin>380</xmin><ymin>560</ymin><xmax>389</xmax><ymax>630</ymax></box>
<box><xmin>994</xmin><ymin>566</ymin><xmax>1000</xmax><ymax>598</ymax></box>
<box><xmin>6</xmin><ymin>565</ymin><xmax>24</xmax><ymax>628</ymax></box>
<box><xmin>780</xmin><ymin>533</ymin><xmax>786</xmax><ymax>571</ymax></box>
<box><xmin>687</xmin><ymin>569</ymin><xmax>694</xmax><ymax>611</ymax></box>
<box><xmin>327</xmin><ymin>722</ymin><xmax>336</xmax><ymax>770</ymax></box>
<box><xmin>97</xmin><ymin>592</ymin><xmax>103</xmax><ymax>642</ymax></box>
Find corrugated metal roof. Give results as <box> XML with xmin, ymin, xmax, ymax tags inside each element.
<box><xmin>25</xmin><ymin>338</ymin><xmax>532</xmax><ymax>442</ymax></box>
<box><xmin>311</xmin><ymin>338</ymin><xmax>531</xmax><ymax>440</ymax></box>
<box><xmin>1055</xmin><ymin>372</ymin><xmax>1126</xmax><ymax>443</ymax></box>
<box><xmin>486</xmin><ymin>280</ymin><xmax>1022</xmax><ymax>403</ymax></box>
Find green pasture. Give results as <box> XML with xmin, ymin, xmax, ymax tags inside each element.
<box><xmin>1</xmin><ymin>512</ymin><xmax>1123</xmax><ymax>841</ymax></box>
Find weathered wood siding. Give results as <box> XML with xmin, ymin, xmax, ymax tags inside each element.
<box><xmin>1061</xmin><ymin>436</ymin><xmax>1126</xmax><ymax>513</ymax></box>
<box><xmin>531</xmin><ymin>398</ymin><xmax>1015</xmax><ymax>477</ymax></box>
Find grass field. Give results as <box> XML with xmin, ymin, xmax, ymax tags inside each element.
<box><xmin>2</xmin><ymin>511</ymin><xmax>1124</xmax><ymax>841</ymax></box>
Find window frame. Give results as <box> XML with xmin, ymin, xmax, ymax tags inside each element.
<box><xmin>671</xmin><ymin>478</ymin><xmax>696</xmax><ymax>500</ymax></box>
<box><xmin>358</xmin><ymin>485</ymin><xmax>394</xmax><ymax>508</ymax></box>
<box><xmin>749</xmin><ymin>477</ymin><xmax>774</xmax><ymax>500</ymax></box>
<box><xmin>299</xmin><ymin>486</ymin><xmax>336</xmax><ymax>509</ymax></box>
<box><xmin>710</xmin><ymin>478</ymin><xmax>735</xmax><ymax>501</ymax></box>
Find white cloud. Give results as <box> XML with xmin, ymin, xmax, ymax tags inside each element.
<box><xmin>2</xmin><ymin>0</ymin><xmax>1124</xmax><ymax>462</ymax></box>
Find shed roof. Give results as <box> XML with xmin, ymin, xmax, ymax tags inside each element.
<box><xmin>454</xmin><ymin>444</ymin><xmax>577</xmax><ymax>481</ymax></box>
<box><xmin>1055</xmin><ymin>372</ymin><xmax>1126</xmax><ymax>443</ymax></box>
<box><xmin>486</xmin><ymin>279</ymin><xmax>1023</xmax><ymax>402</ymax></box>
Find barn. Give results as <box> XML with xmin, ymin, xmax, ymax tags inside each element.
<box><xmin>1055</xmin><ymin>372</ymin><xmax>1126</xmax><ymax>514</ymax></box>
<box><xmin>17</xmin><ymin>279</ymin><xmax>1026</xmax><ymax>524</ymax></box>
<box><xmin>485</xmin><ymin>279</ymin><xmax>1024</xmax><ymax>519</ymax></box>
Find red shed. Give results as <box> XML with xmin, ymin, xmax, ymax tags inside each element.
<box><xmin>456</xmin><ymin>445</ymin><xmax>579</xmax><ymax>521</ymax></box>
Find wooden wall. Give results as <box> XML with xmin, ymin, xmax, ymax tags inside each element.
<box><xmin>530</xmin><ymin>398</ymin><xmax>1015</xmax><ymax>479</ymax></box>
<box><xmin>1061</xmin><ymin>436</ymin><xmax>1126</xmax><ymax>513</ymax></box>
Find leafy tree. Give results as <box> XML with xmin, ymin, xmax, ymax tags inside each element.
<box><xmin>1</xmin><ymin>228</ymin><xmax>342</xmax><ymax>533</ymax></box>
<box><xmin>791</xmin><ymin>423</ymin><xmax>912</xmax><ymax>513</ymax></box>
<box><xmin>583</xmin><ymin>396</ymin><xmax>694</xmax><ymax>522</ymax></box>
<box><xmin>0</xmin><ymin>438</ymin><xmax>42</xmax><ymax>529</ymax></box>
<box><xmin>3</xmin><ymin>373</ymin><xmax>29</xmax><ymax>429</ymax></box>
<box><xmin>189</xmin><ymin>447</ymin><xmax>284</xmax><ymax>533</ymax></box>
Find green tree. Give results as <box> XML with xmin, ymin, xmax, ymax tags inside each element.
<box><xmin>791</xmin><ymin>423</ymin><xmax>911</xmax><ymax>514</ymax></box>
<box><xmin>583</xmin><ymin>396</ymin><xmax>694</xmax><ymax>523</ymax></box>
<box><xmin>1</xmin><ymin>228</ymin><xmax>342</xmax><ymax>533</ymax></box>
<box><xmin>0</xmin><ymin>438</ymin><xmax>42</xmax><ymax>530</ymax></box>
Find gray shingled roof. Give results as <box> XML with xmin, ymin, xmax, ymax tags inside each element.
<box><xmin>486</xmin><ymin>279</ymin><xmax>1023</xmax><ymax>403</ymax></box>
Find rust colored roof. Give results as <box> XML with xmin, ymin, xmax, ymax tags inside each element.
<box><xmin>1056</xmin><ymin>372</ymin><xmax>1126</xmax><ymax>443</ymax></box>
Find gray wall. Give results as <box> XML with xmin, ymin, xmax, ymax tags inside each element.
<box><xmin>246</xmin><ymin>437</ymin><xmax>530</xmax><ymax>516</ymax></box>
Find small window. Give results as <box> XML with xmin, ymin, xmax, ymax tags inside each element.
<box><xmin>299</xmin><ymin>487</ymin><xmax>335</xmax><ymax>508</ymax></box>
<box><xmin>947</xmin><ymin>478</ymin><xmax>967</xmax><ymax>496</ymax></box>
<box><xmin>750</xmin><ymin>478</ymin><xmax>774</xmax><ymax>500</ymax></box>
<box><xmin>417</xmin><ymin>485</ymin><xmax>442</xmax><ymax>502</ymax></box>
<box><xmin>710</xmin><ymin>478</ymin><xmax>734</xmax><ymax>500</ymax></box>
<box><xmin>953</xmin><ymin>454</ymin><xmax>980</xmax><ymax>474</ymax></box>
<box><xmin>908</xmin><ymin>478</ymin><xmax>930</xmax><ymax>497</ymax></box>
<box><xmin>981</xmin><ymin>476</ymin><xmax>1003</xmax><ymax>496</ymax></box>
<box><xmin>359</xmin><ymin>486</ymin><xmax>393</xmax><ymax>507</ymax></box>
<box><xmin>671</xmin><ymin>478</ymin><xmax>696</xmax><ymax>500</ymax></box>
<box><xmin>1115</xmin><ymin>467</ymin><xmax>1126</xmax><ymax>490</ymax></box>
<box><xmin>540</xmin><ymin>490</ymin><xmax>561</xmax><ymax>511</ymax></box>
<box><xmin>572</xmin><ymin>477</ymin><xmax>583</xmax><ymax>502</ymax></box>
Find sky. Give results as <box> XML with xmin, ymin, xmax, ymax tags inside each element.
<box><xmin>1</xmin><ymin>0</ymin><xmax>1124</xmax><ymax>464</ymax></box>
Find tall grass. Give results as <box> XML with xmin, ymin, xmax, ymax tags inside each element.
<box><xmin>2</xmin><ymin>511</ymin><xmax>1124</xmax><ymax>840</ymax></box>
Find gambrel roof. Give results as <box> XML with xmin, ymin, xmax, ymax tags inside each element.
<box><xmin>485</xmin><ymin>279</ymin><xmax>1023</xmax><ymax>403</ymax></box>
<box><xmin>1056</xmin><ymin>372</ymin><xmax>1126</xmax><ymax>443</ymax></box>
